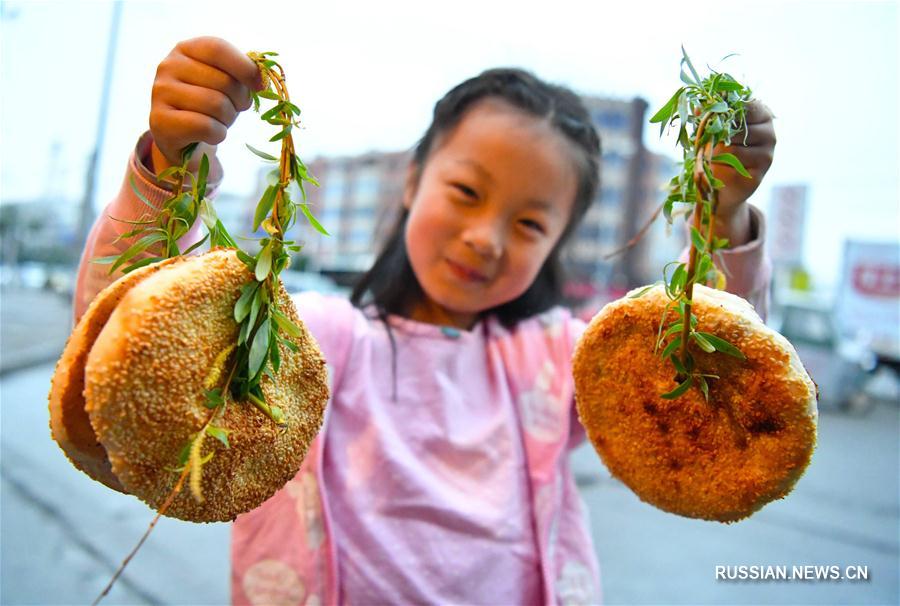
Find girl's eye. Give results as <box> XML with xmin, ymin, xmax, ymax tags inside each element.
<box><xmin>451</xmin><ymin>183</ymin><xmax>478</xmax><ymax>199</ymax></box>
<box><xmin>520</xmin><ymin>219</ymin><xmax>546</xmax><ymax>235</ymax></box>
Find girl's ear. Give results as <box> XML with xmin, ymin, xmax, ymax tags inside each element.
<box><xmin>402</xmin><ymin>162</ymin><xmax>419</xmax><ymax>211</ymax></box>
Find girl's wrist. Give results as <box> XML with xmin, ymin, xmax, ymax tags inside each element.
<box><xmin>712</xmin><ymin>204</ymin><xmax>753</xmax><ymax>248</ymax></box>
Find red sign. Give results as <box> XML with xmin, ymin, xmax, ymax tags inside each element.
<box><xmin>852</xmin><ymin>263</ymin><xmax>900</xmax><ymax>297</ymax></box>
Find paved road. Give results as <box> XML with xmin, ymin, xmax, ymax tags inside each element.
<box><xmin>3</xmin><ymin>359</ymin><xmax>897</xmax><ymax>605</ymax></box>
<box><xmin>1</xmin><ymin>286</ymin><xmax>897</xmax><ymax>605</ymax></box>
<box><xmin>0</xmin><ymin>286</ymin><xmax>72</xmax><ymax>375</ymax></box>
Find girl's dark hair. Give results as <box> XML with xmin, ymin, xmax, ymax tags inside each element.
<box><xmin>351</xmin><ymin>67</ymin><xmax>601</xmax><ymax>328</ymax></box>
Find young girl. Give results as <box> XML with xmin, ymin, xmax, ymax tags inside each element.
<box><xmin>75</xmin><ymin>37</ymin><xmax>775</xmax><ymax>605</ymax></box>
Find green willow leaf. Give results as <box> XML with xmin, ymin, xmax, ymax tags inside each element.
<box><xmin>248</xmin><ymin>287</ymin><xmax>263</xmax><ymax>331</ymax></box>
<box><xmin>254</xmin><ymin>186</ymin><xmax>277</xmax><ymax>231</ymax></box>
<box><xmin>649</xmin><ymin>87</ymin><xmax>684</xmax><ymax>124</ymax></box>
<box><xmin>246</xmin><ymin>143</ymin><xmax>278</xmax><ymax>162</ymax></box>
<box><xmin>661</xmin><ymin>336</ymin><xmax>682</xmax><ymax>360</ymax></box>
<box><xmin>156</xmin><ymin>165</ymin><xmax>183</xmax><ymax>182</ymax></box>
<box><xmin>661</xmin><ymin>375</ymin><xmax>693</xmax><ymax>400</ymax></box>
<box><xmin>110</xmin><ymin>232</ymin><xmax>167</xmax><ymax>274</ymax></box>
<box><xmin>691</xmin><ymin>331</ymin><xmax>717</xmax><ymax>353</ymax></box>
<box><xmin>299</xmin><ymin>204</ymin><xmax>330</xmax><ymax>235</ymax></box>
<box><xmin>260</xmin><ymin>102</ymin><xmax>286</xmax><ymax>122</ymax></box>
<box><xmin>690</xmin><ymin>227</ymin><xmax>707</xmax><ymax>253</ymax></box>
<box><xmin>269</xmin><ymin>332</ymin><xmax>282</xmax><ymax>372</ymax></box>
<box><xmin>255</xmin><ymin>242</ymin><xmax>273</xmax><ymax>281</ymax></box>
<box><xmin>270</xmin><ymin>126</ymin><xmax>292</xmax><ymax>142</ymax></box>
<box><xmin>681</xmin><ymin>46</ymin><xmax>703</xmax><ymax>91</ymax></box>
<box><xmin>670</xmin><ymin>353</ymin><xmax>688</xmax><ymax>375</ymax></box>
<box><xmin>128</xmin><ymin>175</ymin><xmax>161</xmax><ymax>211</ymax></box>
<box><xmin>238</xmin><ymin>318</ymin><xmax>251</xmax><ymax>345</ymax></box>
<box><xmin>122</xmin><ymin>256</ymin><xmax>164</xmax><ymax>273</ymax></box>
<box><xmin>696</xmin><ymin>254</ymin><xmax>713</xmax><ymax>282</ymax></box>
<box><xmin>697</xmin><ymin>375</ymin><xmax>710</xmax><ymax>401</ymax></box>
<box><xmin>271</xmin><ymin>307</ymin><xmax>301</xmax><ymax>337</ymax></box>
<box><xmin>180</xmin><ymin>142</ymin><xmax>199</xmax><ymax>163</ymax></box>
<box><xmin>711</xmin><ymin>153</ymin><xmax>752</xmax><ymax>178</ymax></box>
<box><xmin>713</xmin><ymin>79</ymin><xmax>743</xmax><ymax>92</ymax></box>
<box><xmin>671</xmin><ymin>263</ymin><xmax>687</xmax><ymax>293</ymax></box>
<box><xmin>91</xmin><ymin>255</ymin><xmax>119</xmax><ymax>265</ymax></box>
<box><xmin>628</xmin><ymin>283</ymin><xmax>659</xmax><ymax>299</ymax></box>
<box><xmin>204</xmin><ymin>388</ymin><xmax>224</xmax><ymax>407</ymax></box>
<box><xmin>234</xmin><ymin>283</ymin><xmax>256</xmax><ymax>322</ymax></box>
<box><xmin>182</xmin><ymin>233</ymin><xmax>210</xmax><ymax>256</ymax></box>
<box><xmin>213</xmin><ymin>219</ymin><xmax>237</xmax><ymax>248</ymax></box>
<box><xmin>257</xmin><ymin>89</ymin><xmax>280</xmax><ymax>101</ymax></box>
<box><xmin>661</xmin><ymin>322</ymin><xmax>684</xmax><ymax>341</ymax></box>
<box><xmin>196</xmin><ymin>154</ymin><xmax>210</xmax><ymax>202</ymax></box>
<box><xmin>696</xmin><ymin>332</ymin><xmax>746</xmax><ymax>359</ymax></box>
<box><xmin>205</xmin><ymin>425</ymin><xmax>231</xmax><ymax>448</ymax></box>
<box><xmin>249</xmin><ymin>317</ymin><xmax>271</xmax><ymax>378</ymax></box>
<box><xmin>236</xmin><ymin>249</ymin><xmax>256</xmax><ymax>269</ymax></box>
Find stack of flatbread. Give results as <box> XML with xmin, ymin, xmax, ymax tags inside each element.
<box><xmin>48</xmin><ymin>249</ymin><xmax>329</xmax><ymax>522</ymax></box>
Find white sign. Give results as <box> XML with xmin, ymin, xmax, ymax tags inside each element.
<box><xmin>769</xmin><ymin>185</ymin><xmax>808</xmax><ymax>265</ymax></box>
<box><xmin>834</xmin><ymin>240</ymin><xmax>900</xmax><ymax>357</ymax></box>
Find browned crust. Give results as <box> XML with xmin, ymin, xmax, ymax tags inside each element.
<box><xmin>84</xmin><ymin>248</ymin><xmax>329</xmax><ymax>522</ymax></box>
<box><xmin>48</xmin><ymin>257</ymin><xmax>186</xmax><ymax>492</ymax></box>
<box><xmin>573</xmin><ymin>285</ymin><xmax>817</xmax><ymax>522</ymax></box>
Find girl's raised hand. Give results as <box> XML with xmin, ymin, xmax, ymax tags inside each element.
<box><xmin>149</xmin><ymin>36</ymin><xmax>263</xmax><ymax>172</ymax></box>
<box><xmin>711</xmin><ymin>99</ymin><xmax>776</xmax><ymax>217</ymax></box>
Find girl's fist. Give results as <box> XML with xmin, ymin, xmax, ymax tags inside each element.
<box><xmin>712</xmin><ymin>99</ymin><xmax>776</xmax><ymax>216</ymax></box>
<box><xmin>149</xmin><ymin>37</ymin><xmax>262</xmax><ymax>170</ymax></box>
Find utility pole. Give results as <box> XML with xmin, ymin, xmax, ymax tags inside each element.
<box><xmin>74</xmin><ymin>1</ymin><xmax>123</xmax><ymax>253</ymax></box>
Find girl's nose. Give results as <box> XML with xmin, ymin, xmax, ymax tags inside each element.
<box><xmin>462</xmin><ymin>224</ymin><xmax>503</xmax><ymax>260</ymax></box>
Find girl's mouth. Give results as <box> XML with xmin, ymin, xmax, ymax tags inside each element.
<box><xmin>445</xmin><ymin>258</ymin><xmax>489</xmax><ymax>282</ymax></box>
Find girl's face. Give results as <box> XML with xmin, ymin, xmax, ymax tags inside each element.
<box><xmin>403</xmin><ymin>98</ymin><xmax>579</xmax><ymax>329</ymax></box>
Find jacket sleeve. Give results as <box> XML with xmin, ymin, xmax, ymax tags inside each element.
<box><xmin>678</xmin><ymin>203</ymin><xmax>771</xmax><ymax>321</ymax></box>
<box><xmin>72</xmin><ymin>132</ymin><xmax>222</xmax><ymax>324</ymax></box>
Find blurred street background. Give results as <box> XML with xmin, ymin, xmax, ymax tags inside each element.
<box><xmin>2</xmin><ymin>0</ymin><xmax>898</xmax><ymax>604</ymax></box>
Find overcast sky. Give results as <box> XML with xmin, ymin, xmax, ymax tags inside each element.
<box><xmin>1</xmin><ymin>0</ymin><xmax>897</xmax><ymax>290</ymax></box>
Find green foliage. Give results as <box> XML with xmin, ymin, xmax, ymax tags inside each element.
<box><xmin>643</xmin><ymin>48</ymin><xmax>754</xmax><ymax>400</ymax></box>
<box><xmin>95</xmin><ymin>50</ymin><xmax>330</xmax><ymax>501</ymax></box>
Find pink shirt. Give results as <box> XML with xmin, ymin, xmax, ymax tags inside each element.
<box><xmin>76</xmin><ymin>134</ymin><xmax>772</xmax><ymax>605</ymax></box>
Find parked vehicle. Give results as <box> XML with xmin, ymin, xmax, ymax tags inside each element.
<box><xmin>777</xmin><ymin>300</ymin><xmax>877</xmax><ymax>414</ymax></box>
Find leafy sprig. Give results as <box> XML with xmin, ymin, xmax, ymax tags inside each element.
<box><xmin>642</xmin><ymin>47</ymin><xmax>753</xmax><ymax>399</ymax></box>
<box><xmin>92</xmin><ymin>144</ymin><xmax>236</xmax><ymax>275</ymax></box>
<box><xmin>93</xmin><ymin>50</ymin><xmax>327</xmax><ymax>502</ymax></box>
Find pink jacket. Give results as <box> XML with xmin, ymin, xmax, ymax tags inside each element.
<box><xmin>77</xmin><ymin>135</ymin><xmax>771</xmax><ymax>605</ymax></box>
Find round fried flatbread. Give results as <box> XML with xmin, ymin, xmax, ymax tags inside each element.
<box><xmin>48</xmin><ymin>256</ymin><xmax>186</xmax><ymax>492</ymax></box>
<box><xmin>82</xmin><ymin>248</ymin><xmax>329</xmax><ymax>522</ymax></box>
<box><xmin>573</xmin><ymin>284</ymin><xmax>817</xmax><ymax>522</ymax></box>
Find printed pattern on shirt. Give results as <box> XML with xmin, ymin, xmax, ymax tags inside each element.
<box><xmin>242</xmin><ymin>559</ymin><xmax>305</xmax><ymax>606</ymax></box>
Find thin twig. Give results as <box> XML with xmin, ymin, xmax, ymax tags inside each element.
<box><xmin>602</xmin><ymin>200</ymin><xmax>665</xmax><ymax>261</ymax></box>
<box><xmin>92</xmin><ymin>465</ymin><xmax>190</xmax><ymax>606</ymax></box>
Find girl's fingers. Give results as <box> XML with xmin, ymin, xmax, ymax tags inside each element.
<box><xmin>177</xmin><ymin>36</ymin><xmax>263</xmax><ymax>94</ymax></box>
<box><xmin>163</xmin><ymin>53</ymin><xmax>252</xmax><ymax>114</ymax></box>
<box><xmin>728</xmin><ymin>100</ymin><xmax>776</xmax><ymax>147</ymax></box>
<box><xmin>744</xmin><ymin>99</ymin><xmax>774</xmax><ymax>124</ymax></box>
<box><xmin>155</xmin><ymin>80</ymin><xmax>239</xmax><ymax>128</ymax></box>
<box><xmin>150</xmin><ymin>109</ymin><xmax>228</xmax><ymax>150</ymax></box>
